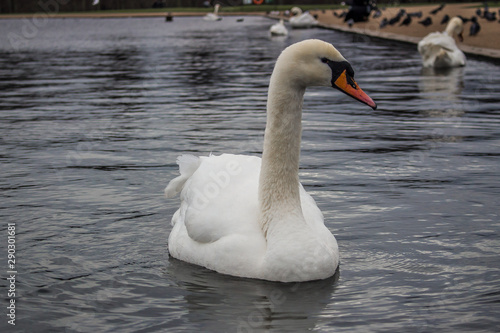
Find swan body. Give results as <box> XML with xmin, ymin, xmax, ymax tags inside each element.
<box><xmin>418</xmin><ymin>17</ymin><xmax>466</xmax><ymax>68</ymax></box>
<box><xmin>289</xmin><ymin>7</ymin><xmax>318</xmax><ymax>29</ymax></box>
<box><xmin>203</xmin><ymin>3</ymin><xmax>221</xmax><ymax>21</ymax></box>
<box><xmin>166</xmin><ymin>154</ymin><xmax>333</xmax><ymax>281</ymax></box>
<box><xmin>166</xmin><ymin>39</ymin><xmax>377</xmax><ymax>282</ymax></box>
<box><xmin>270</xmin><ymin>19</ymin><xmax>288</xmax><ymax>36</ymax></box>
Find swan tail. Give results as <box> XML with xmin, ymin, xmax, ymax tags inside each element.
<box><xmin>419</xmin><ymin>43</ymin><xmax>445</xmax><ymax>67</ymax></box>
<box><xmin>434</xmin><ymin>49</ymin><xmax>452</xmax><ymax>68</ymax></box>
<box><xmin>165</xmin><ymin>154</ymin><xmax>201</xmax><ymax>198</ymax></box>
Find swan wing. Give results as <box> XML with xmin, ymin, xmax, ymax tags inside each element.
<box><xmin>169</xmin><ymin>154</ymin><xmax>263</xmax><ymax>244</ymax></box>
<box><xmin>166</xmin><ymin>154</ymin><xmax>333</xmax><ymax>251</ymax></box>
<box><xmin>164</xmin><ymin>154</ymin><xmax>201</xmax><ymax>198</ymax></box>
<box><xmin>418</xmin><ymin>32</ymin><xmax>465</xmax><ymax>67</ymax></box>
<box><xmin>290</xmin><ymin>13</ymin><xmax>318</xmax><ymax>28</ymax></box>
<box><xmin>299</xmin><ymin>184</ymin><xmax>338</xmax><ymax>251</ymax></box>
<box><xmin>168</xmin><ymin>154</ymin><xmax>269</xmax><ymax>277</ymax></box>
<box><xmin>270</xmin><ymin>21</ymin><xmax>288</xmax><ymax>35</ymax></box>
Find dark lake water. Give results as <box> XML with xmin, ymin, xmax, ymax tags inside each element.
<box><xmin>1</xmin><ymin>15</ymin><xmax>499</xmax><ymax>332</ymax></box>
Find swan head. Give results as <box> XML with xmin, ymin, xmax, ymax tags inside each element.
<box><xmin>275</xmin><ymin>39</ymin><xmax>377</xmax><ymax>110</ymax></box>
<box><xmin>291</xmin><ymin>7</ymin><xmax>303</xmax><ymax>16</ymax></box>
<box><xmin>446</xmin><ymin>17</ymin><xmax>464</xmax><ymax>42</ymax></box>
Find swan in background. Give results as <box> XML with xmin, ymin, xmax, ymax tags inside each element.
<box><xmin>289</xmin><ymin>7</ymin><xmax>318</xmax><ymax>29</ymax></box>
<box><xmin>269</xmin><ymin>19</ymin><xmax>288</xmax><ymax>36</ymax></box>
<box><xmin>204</xmin><ymin>3</ymin><xmax>221</xmax><ymax>21</ymax></box>
<box><xmin>417</xmin><ymin>16</ymin><xmax>466</xmax><ymax>68</ymax></box>
<box><xmin>165</xmin><ymin>39</ymin><xmax>377</xmax><ymax>282</ymax></box>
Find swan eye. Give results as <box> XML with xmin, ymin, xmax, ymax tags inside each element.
<box><xmin>321</xmin><ymin>57</ymin><xmax>329</xmax><ymax>64</ymax></box>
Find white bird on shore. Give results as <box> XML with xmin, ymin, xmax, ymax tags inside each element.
<box><xmin>418</xmin><ymin>16</ymin><xmax>466</xmax><ymax>68</ymax></box>
<box><xmin>165</xmin><ymin>39</ymin><xmax>377</xmax><ymax>282</ymax></box>
<box><xmin>269</xmin><ymin>19</ymin><xmax>288</xmax><ymax>36</ymax></box>
<box><xmin>289</xmin><ymin>7</ymin><xmax>318</xmax><ymax>29</ymax></box>
<box><xmin>203</xmin><ymin>3</ymin><xmax>221</xmax><ymax>21</ymax></box>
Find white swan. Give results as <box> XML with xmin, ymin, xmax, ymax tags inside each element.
<box><xmin>165</xmin><ymin>39</ymin><xmax>377</xmax><ymax>282</ymax></box>
<box><xmin>289</xmin><ymin>7</ymin><xmax>318</xmax><ymax>29</ymax></box>
<box><xmin>203</xmin><ymin>3</ymin><xmax>221</xmax><ymax>21</ymax></box>
<box><xmin>269</xmin><ymin>19</ymin><xmax>288</xmax><ymax>36</ymax></box>
<box><xmin>417</xmin><ymin>16</ymin><xmax>466</xmax><ymax>68</ymax></box>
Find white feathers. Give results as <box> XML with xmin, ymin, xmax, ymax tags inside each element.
<box><xmin>177</xmin><ymin>154</ymin><xmax>201</xmax><ymax>176</ymax></box>
<box><xmin>289</xmin><ymin>8</ymin><xmax>318</xmax><ymax>29</ymax></box>
<box><xmin>269</xmin><ymin>19</ymin><xmax>288</xmax><ymax>36</ymax></box>
<box><xmin>418</xmin><ymin>17</ymin><xmax>466</xmax><ymax>68</ymax></box>
<box><xmin>164</xmin><ymin>155</ymin><xmax>201</xmax><ymax>198</ymax></box>
<box><xmin>165</xmin><ymin>40</ymin><xmax>350</xmax><ymax>282</ymax></box>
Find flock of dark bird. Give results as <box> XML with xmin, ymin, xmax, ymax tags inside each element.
<box><xmin>336</xmin><ymin>2</ymin><xmax>499</xmax><ymax>37</ymax></box>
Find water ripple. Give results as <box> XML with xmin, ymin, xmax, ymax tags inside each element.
<box><xmin>0</xmin><ymin>15</ymin><xmax>499</xmax><ymax>333</ymax></box>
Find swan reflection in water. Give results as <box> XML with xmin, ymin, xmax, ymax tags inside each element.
<box><xmin>418</xmin><ymin>66</ymin><xmax>465</xmax><ymax>117</ymax></box>
<box><xmin>418</xmin><ymin>66</ymin><xmax>465</xmax><ymax>143</ymax></box>
<box><xmin>419</xmin><ymin>66</ymin><xmax>464</xmax><ymax>97</ymax></box>
<box><xmin>166</xmin><ymin>258</ymin><xmax>339</xmax><ymax>332</ymax></box>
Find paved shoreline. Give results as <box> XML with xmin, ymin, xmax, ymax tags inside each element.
<box><xmin>313</xmin><ymin>19</ymin><xmax>500</xmax><ymax>60</ymax></box>
<box><xmin>306</xmin><ymin>3</ymin><xmax>500</xmax><ymax>60</ymax></box>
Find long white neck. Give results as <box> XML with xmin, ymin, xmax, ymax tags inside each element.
<box><xmin>445</xmin><ymin>18</ymin><xmax>462</xmax><ymax>37</ymax></box>
<box><xmin>259</xmin><ymin>69</ymin><xmax>306</xmax><ymax>234</ymax></box>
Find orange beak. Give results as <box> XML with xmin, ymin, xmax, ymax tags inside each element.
<box><xmin>333</xmin><ymin>70</ymin><xmax>377</xmax><ymax>110</ymax></box>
